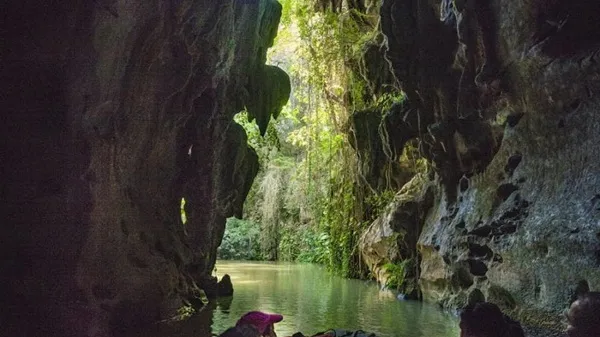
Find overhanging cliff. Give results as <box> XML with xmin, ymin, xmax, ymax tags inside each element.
<box><xmin>1</xmin><ymin>0</ymin><xmax>289</xmax><ymax>335</ymax></box>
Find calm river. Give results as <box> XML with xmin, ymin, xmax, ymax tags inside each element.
<box><xmin>141</xmin><ymin>261</ymin><xmax>459</xmax><ymax>337</ymax></box>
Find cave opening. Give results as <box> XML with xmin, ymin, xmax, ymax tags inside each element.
<box><xmin>5</xmin><ymin>0</ymin><xmax>600</xmax><ymax>335</ymax></box>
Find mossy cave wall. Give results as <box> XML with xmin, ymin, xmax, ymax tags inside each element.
<box><xmin>357</xmin><ymin>0</ymin><xmax>600</xmax><ymax>330</ymax></box>
<box><xmin>1</xmin><ymin>0</ymin><xmax>288</xmax><ymax>335</ymax></box>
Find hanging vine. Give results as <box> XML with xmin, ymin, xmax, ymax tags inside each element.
<box><xmin>220</xmin><ymin>0</ymin><xmax>426</xmax><ymax>279</ymax></box>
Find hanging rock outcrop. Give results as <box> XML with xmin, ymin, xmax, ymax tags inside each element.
<box><xmin>1</xmin><ymin>0</ymin><xmax>288</xmax><ymax>335</ymax></box>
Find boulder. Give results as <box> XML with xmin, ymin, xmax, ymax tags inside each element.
<box><xmin>217</xmin><ymin>274</ymin><xmax>234</xmax><ymax>297</ymax></box>
<box><xmin>360</xmin><ymin>173</ymin><xmax>433</xmax><ymax>296</ymax></box>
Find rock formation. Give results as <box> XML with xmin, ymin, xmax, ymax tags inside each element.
<box><xmin>4</xmin><ymin>0</ymin><xmax>600</xmax><ymax>333</ymax></box>
<box><xmin>217</xmin><ymin>274</ymin><xmax>234</xmax><ymax>297</ymax></box>
<box><xmin>1</xmin><ymin>0</ymin><xmax>288</xmax><ymax>335</ymax></box>
<box><xmin>359</xmin><ymin>173</ymin><xmax>433</xmax><ymax>298</ymax></box>
<box><xmin>361</xmin><ymin>0</ymin><xmax>600</xmax><ymax>329</ymax></box>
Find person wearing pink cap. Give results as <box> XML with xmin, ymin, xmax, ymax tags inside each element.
<box><xmin>236</xmin><ymin>311</ymin><xmax>284</xmax><ymax>337</ymax></box>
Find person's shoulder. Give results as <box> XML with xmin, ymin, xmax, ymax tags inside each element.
<box><xmin>218</xmin><ymin>324</ymin><xmax>261</xmax><ymax>337</ymax></box>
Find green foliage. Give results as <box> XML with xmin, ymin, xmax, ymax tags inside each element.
<box><xmin>278</xmin><ymin>0</ymin><xmax>293</xmax><ymax>26</ymax></box>
<box><xmin>258</xmin><ymin>165</ymin><xmax>284</xmax><ymax>260</ymax></box>
<box><xmin>400</xmin><ymin>141</ymin><xmax>430</xmax><ymax>175</ymax></box>
<box><xmin>222</xmin><ymin>0</ymin><xmax>428</xmax><ymax>281</ymax></box>
<box><xmin>218</xmin><ymin>218</ymin><xmax>263</xmax><ymax>261</ymax></box>
<box><xmin>234</xmin><ymin>110</ymin><xmax>280</xmax><ymax>162</ymax></box>
<box><xmin>270</xmin><ymin>1</ymin><xmax>375</xmax><ymax>277</ymax></box>
<box><xmin>297</xmin><ymin>231</ymin><xmax>330</xmax><ymax>264</ymax></box>
<box><xmin>365</xmin><ymin>190</ymin><xmax>396</xmax><ymax>218</ymax></box>
<box><xmin>180</xmin><ymin>198</ymin><xmax>187</xmax><ymax>225</ymax></box>
<box><xmin>374</xmin><ymin>92</ymin><xmax>407</xmax><ymax>112</ymax></box>
<box><xmin>383</xmin><ymin>259</ymin><xmax>413</xmax><ymax>290</ymax></box>
<box><xmin>173</xmin><ymin>304</ymin><xmax>195</xmax><ymax>321</ymax></box>
<box><xmin>278</xmin><ymin>225</ymin><xmax>330</xmax><ymax>264</ymax></box>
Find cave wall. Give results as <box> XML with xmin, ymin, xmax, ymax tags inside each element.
<box><xmin>1</xmin><ymin>0</ymin><xmax>288</xmax><ymax>335</ymax></box>
<box><xmin>375</xmin><ymin>0</ymin><xmax>600</xmax><ymax>328</ymax></box>
<box><xmin>359</xmin><ymin>173</ymin><xmax>433</xmax><ymax>298</ymax></box>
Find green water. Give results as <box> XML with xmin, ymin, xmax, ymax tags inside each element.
<box><xmin>144</xmin><ymin>261</ymin><xmax>459</xmax><ymax>337</ymax></box>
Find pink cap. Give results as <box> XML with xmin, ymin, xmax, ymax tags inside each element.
<box><xmin>236</xmin><ymin>311</ymin><xmax>284</xmax><ymax>334</ymax></box>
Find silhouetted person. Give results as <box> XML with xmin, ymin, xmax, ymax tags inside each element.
<box><xmin>566</xmin><ymin>292</ymin><xmax>600</xmax><ymax>337</ymax></box>
<box><xmin>459</xmin><ymin>302</ymin><xmax>525</xmax><ymax>337</ymax></box>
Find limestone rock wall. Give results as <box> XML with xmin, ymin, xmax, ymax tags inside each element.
<box><xmin>374</xmin><ymin>0</ymin><xmax>600</xmax><ymax>328</ymax></box>
<box><xmin>359</xmin><ymin>173</ymin><xmax>433</xmax><ymax>297</ymax></box>
<box><xmin>1</xmin><ymin>0</ymin><xmax>288</xmax><ymax>335</ymax></box>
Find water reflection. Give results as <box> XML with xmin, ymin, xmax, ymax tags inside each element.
<box><xmin>210</xmin><ymin>261</ymin><xmax>458</xmax><ymax>337</ymax></box>
<box><xmin>217</xmin><ymin>296</ymin><xmax>233</xmax><ymax>313</ymax></box>
<box><xmin>134</xmin><ymin>261</ymin><xmax>459</xmax><ymax>337</ymax></box>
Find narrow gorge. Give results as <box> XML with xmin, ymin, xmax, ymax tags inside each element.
<box><xmin>2</xmin><ymin>0</ymin><xmax>600</xmax><ymax>336</ymax></box>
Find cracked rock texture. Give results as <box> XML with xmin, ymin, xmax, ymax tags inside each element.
<box><xmin>1</xmin><ymin>0</ymin><xmax>288</xmax><ymax>336</ymax></box>
<box><xmin>370</xmin><ymin>0</ymin><xmax>600</xmax><ymax>330</ymax></box>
